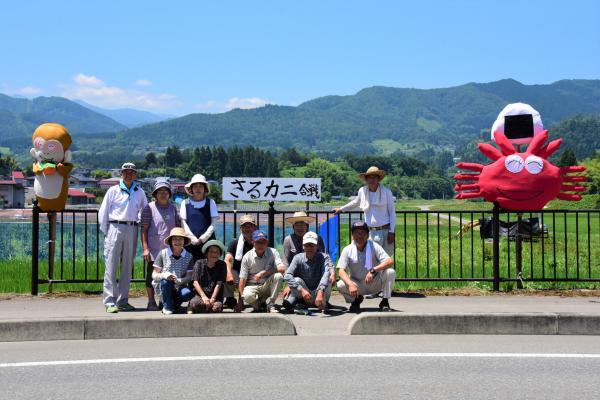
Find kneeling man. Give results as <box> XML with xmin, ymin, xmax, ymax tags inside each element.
<box><xmin>337</xmin><ymin>221</ymin><xmax>395</xmax><ymax>312</ymax></box>
<box><xmin>284</xmin><ymin>231</ymin><xmax>333</xmax><ymax>314</ymax></box>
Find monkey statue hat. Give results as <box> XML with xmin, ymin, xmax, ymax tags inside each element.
<box><xmin>30</xmin><ymin>123</ymin><xmax>73</xmax><ymax>211</ymax></box>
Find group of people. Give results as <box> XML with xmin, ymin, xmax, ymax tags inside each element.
<box><xmin>98</xmin><ymin>162</ymin><xmax>397</xmax><ymax>315</ymax></box>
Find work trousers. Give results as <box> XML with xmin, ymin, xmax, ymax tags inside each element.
<box><xmin>337</xmin><ymin>268</ymin><xmax>396</xmax><ymax>303</ymax></box>
<box><xmin>369</xmin><ymin>227</ymin><xmax>394</xmax><ymax>257</ymax></box>
<box><xmin>242</xmin><ymin>273</ymin><xmax>283</xmax><ymax>310</ymax></box>
<box><xmin>223</xmin><ymin>269</ymin><xmax>240</xmax><ymax>298</ymax></box>
<box><xmin>287</xmin><ymin>277</ymin><xmax>331</xmax><ymax>307</ymax></box>
<box><xmin>103</xmin><ymin>223</ymin><xmax>138</xmax><ymax>306</ymax></box>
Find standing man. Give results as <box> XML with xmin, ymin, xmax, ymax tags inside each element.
<box><xmin>140</xmin><ymin>178</ymin><xmax>181</xmax><ymax>311</ymax></box>
<box><xmin>223</xmin><ymin>214</ymin><xmax>257</xmax><ymax>309</ymax></box>
<box><xmin>334</xmin><ymin>166</ymin><xmax>396</xmax><ymax>256</ymax></box>
<box><xmin>98</xmin><ymin>162</ymin><xmax>148</xmax><ymax>313</ymax></box>
<box><xmin>235</xmin><ymin>230</ymin><xmax>285</xmax><ymax>313</ymax></box>
<box><xmin>283</xmin><ymin>232</ymin><xmax>333</xmax><ymax>314</ymax></box>
<box><xmin>336</xmin><ymin>221</ymin><xmax>395</xmax><ymax>313</ymax></box>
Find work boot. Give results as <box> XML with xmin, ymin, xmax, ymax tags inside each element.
<box><xmin>224</xmin><ymin>297</ymin><xmax>238</xmax><ymax>309</ymax></box>
<box><xmin>349</xmin><ymin>295</ymin><xmax>363</xmax><ymax>313</ymax></box>
<box><xmin>379</xmin><ymin>298</ymin><xmax>391</xmax><ymax>312</ymax></box>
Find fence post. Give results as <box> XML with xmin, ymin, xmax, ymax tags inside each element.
<box><xmin>268</xmin><ymin>201</ymin><xmax>275</xmax><ymax>247</ymax></box>
<box><xmin>492</xmin><ymin>203</ymin><xmax>500</xmax><ymax>291</ymax></box>
<box><xmin>515</xmin><ymin>213</ymin><xmax>524</xmax><ymax>289</ymax></box>
<box><xmin>31</xmin><ymin>200</ymin><xmax>40</xmax><ymax>296</ymax></box>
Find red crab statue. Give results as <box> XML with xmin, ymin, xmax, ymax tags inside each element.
<box><xmin>454</xmin><ymin>130</ymin><xmax>586</xmax><ymax>211</ymax></box>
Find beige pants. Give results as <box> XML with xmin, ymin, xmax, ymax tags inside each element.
<box><xmin>242</xmin><ymin>273</ymin><xmax>283</xmax><ymax>310</ymax></box>
<box><xmin>337</xmin><ymin>268</ymin><xmax>396</xmax><ymax>303</ymax></box>
<box><xmin>370</xmin><ymin>227</ymin><xmax>394</xmax><ymax>258</ymax></box>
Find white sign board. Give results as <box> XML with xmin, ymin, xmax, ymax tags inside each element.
<box><xmin>222</xmin><ymin>177</ymin><xmax>321</xmax><ymax>201</ymax></box>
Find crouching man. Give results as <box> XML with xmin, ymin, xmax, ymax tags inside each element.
<box><xmin>283</xmin><ymin>231</ymin><xmax>333</xmax><ymax>314</ymax></box>
<box><xmin>235</xmin><ymin>230</ymin><xmax>285</xmax><ymax>313</ymax></box>
<box><xmin>336</xmin><ymin>221</ymin><xmax>395</xmax><ymax>312</ymax></box>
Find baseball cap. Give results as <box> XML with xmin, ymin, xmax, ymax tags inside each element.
<box><xmin>121</xmin><ymin>162</ymin><xmax>137</xmax><ymax>172</ymax></box>
<box><xmin>252</xmin><ymin>230</ymin><xmax>268</xmax><ymax>242</ymax></box>
<box><xmin>302</xmin><ymin>231</ymin><xmax>318</xmax><ymax>245</ymax></box>
<box><xmin>240</xmin><ymin>214</ymin><xmax>257</xmax><ymax>226</ymax></box>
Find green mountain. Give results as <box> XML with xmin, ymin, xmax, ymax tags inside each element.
<box><xmin>117</xmin><ymin>79</ymin><xmax>599</xmax><ymax>155</ymax></box>
<box><xmin>0</xmin><ymin>94</ymin><xmax>126</xmax><ymax>141</ymax></box>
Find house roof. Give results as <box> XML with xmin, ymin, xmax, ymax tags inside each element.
<box><xmin>68</xmin><ymin>189</ymin><xmax>96</xmax><ymax>198</ymax></box>
<box><xmin>12</xmin><ymin>171</ymin><xmax>24</xmax><ymax>179</ymax></box>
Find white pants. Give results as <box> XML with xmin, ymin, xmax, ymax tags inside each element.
<box><xmin>102</xmin><ymin>223</ymin><xmax>138</xmax><ymax>306</ymax></box>
<box><xmin>242</xmin><ymin>273</ymin><xmax>283</xmax><ymax>310</ymax></box>
<box><xmin>288</xmin><ymin>277</ymin><xmax>331</xmax><ymax>306</ymax></box>
<box><xmin>370</xmin><ymin>227</ymin><xmax>394</xmax><ymax>257</ymax></box>
<box><xmin>337</xmin><ymin>268</ymin><xmax>396</xmax><ymax>303</ymax></box>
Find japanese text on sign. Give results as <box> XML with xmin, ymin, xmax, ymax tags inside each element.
<box><xmin>222</xmin><ymin>178</ymin><xmax>321</xmax><ymax>201</ymax></box>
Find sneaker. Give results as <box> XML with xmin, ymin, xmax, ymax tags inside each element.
<box><xmin>281</xmin><ymin>299</ymin><xmax>295</xmax><ymax>312</ymax></box>
<box><xmin>147</xmin><ymin>301</ymin><xmax>159</xmax><ymax>311</ymax></box>
<box><xmin>224</xmin><ymin>297</ymin><xmax>238</xmax><ymax>309</ymax></box>
<box><xmin>267</xmin><ymin>304</ymin><xmax>279</xmax><ymax>313</ymax></box>
<box><xmin>117</xmin><ymin>303</ymin><xmax>135</xmax><ymax>312</ymax></box>
<box><xmin>379</xmin><ymin>298</ymin><xmax>391</xmax><ymax>312</ymax></box>
<box><xmin>162</xmin><ymin>308</ymin><xmax>173</xmax><ymax>315</ymax></box>
<box><xmin>294</xmin><ymin>307</ymin><xmax>311</xmax><ymax>316</ymax></box>
<box><xmin>366</xmin><ymin>291</ymin><xmax>382</xmax><ymax>299</ymax></box>
<box><xmin>349</xmin><ymin>295</ymin><xmax>363</xmax><ymax>313</ymax></box>
<box><xmin>105</xmin><ymin>305</ymin><xmax>118</xmax><ymax>313</ymax></box>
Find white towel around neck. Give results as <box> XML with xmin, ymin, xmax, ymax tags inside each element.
<box><xmin>359</xmin><ymin>185</ymin><xmax>386</xmax><ymax>214</ymax></box>
<box><xmin>235</xmin><ymin>235</ymin><xmax>246</xmax><ymax>261</ymax></box>
<box><xmin>348</xmin><ymin>240</ymin><xmax>374</xmax><ymax>271</ymax></box>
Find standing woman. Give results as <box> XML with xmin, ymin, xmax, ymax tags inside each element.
<box><xmin>140</xmin><ymin>178</ymin><xmax>181</xmax><ymax>311</ymax></box>
<box><xmin>188</xmin><ymin>240</ymin><xmax>227</xmax><ymax>313</ymax></box>
<box><xmin>180</xmin><ymin>174</ymin><xmax>218</xmax><ymax>261</ymax></box>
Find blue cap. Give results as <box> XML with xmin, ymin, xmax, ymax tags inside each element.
<box><xmin>252</xmin><ymin>230</ymin><xmax>268</xmax><ymax>242</ymax></box>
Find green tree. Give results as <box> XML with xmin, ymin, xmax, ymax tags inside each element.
<box><xmin>557</xmin><ymin>148</ymin><xmax>578</xmax><ymax>167</ymax></box>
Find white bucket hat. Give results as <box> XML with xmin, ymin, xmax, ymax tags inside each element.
<box><xmin>491</xmin><ymin>103</ymin><xmax>544</xmax><ymax>145</ymax></box>
<box><xmin>185</xmin><ymin>174</ymin><xmax>210</xmax><ymax>196</ymax></box>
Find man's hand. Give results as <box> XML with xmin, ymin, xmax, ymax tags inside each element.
<box><xmin>167</xmin><ymin>274</ymin><xmax>176</xmax><ymax>282</ymax></box>
<box><xmin>253</xmin><ymin>271</ymin><xmax>264</xmax><ymax>282</ymax></box>
<box><xmin>329</xmin><ymin>272</ymin><xmax>335</xmax><ymax>285</ymax></box>
<box><xmin>143</xmin><ymin>248</ymin><xmax>151</xmax><ymax>263</ymax></box>
<box><xmin>282</xmin><ymin>286</ymin><xmax>291</xmax><ymax>298</ymax></box>
<box><xmin>300</xmin><ymin>287</ymin><xmax>313</xmax><ymax>304</ymax></box>
<box><xmin>315</xmin><ymin>290</ymin><xmax>324</xmax><ymax>309</ymax></box>
<box><xmin>365</xmin><ymin>271</ymin><xmax>375</xmax><ymax>284</ymax></box>
<box><xmin>333</xmin><ymin>208</ymin><xmax>341</xmax><ymax>215</ymax></box>
<box><xmin>387</xmin><ymin>232</ymin><xmax>395</xmax><ymax>245</ymax></box>
<box><xmin>349</xmin><ymin>282</ymin><xmax>358</xmax><ymax>298</ymax></box>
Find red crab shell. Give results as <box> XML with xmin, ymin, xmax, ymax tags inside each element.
<box><xmin>454</xmin><ymin>130</ymin><xmax>586</xmax><ymax>211</ymax></box>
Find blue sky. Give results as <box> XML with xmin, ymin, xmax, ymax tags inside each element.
<box><xmin>1</xmin><ymin>0</ymin><xmax>598</xmax><ymax>115</ymax></box>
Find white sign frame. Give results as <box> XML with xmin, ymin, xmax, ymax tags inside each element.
<box><xmin>222</xmin><ymin>177</ymin><xmax>321</xmax><ymax>202</ymax></box>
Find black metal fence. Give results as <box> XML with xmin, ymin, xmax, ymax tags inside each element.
<box><xmin>31</xmin><ymin>203</ymin><xmax>600</xmax><ymax>294</ymax></box>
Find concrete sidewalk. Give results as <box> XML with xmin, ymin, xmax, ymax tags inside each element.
<box><xmin>0</xmin><ymin>293</ymin><xmax>599</xmax><ymax>341</ymax></box>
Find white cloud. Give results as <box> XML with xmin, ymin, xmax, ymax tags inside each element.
<box><xmin>17</xmin><ymin>86</ymin><xmax>43</xmax><ymax>96</ymax></box>
<box><xmin>135</xmin><ymin>79</ymin><xmax>152</xmax><ymax>87</ymax></box>
<box><xmin>62</xmin><ymin>73</ymin><xmax>181</xmax><ymax>110</ymax></box>
<box><xmin>195</xmin><ymin>97</ymin><xmax>270</xmax><ymax>113</ymax></box>
<box><xmin>74</xmin><ymin>73</ymin><xmax>104</xmax><ymax>87</ymax></box>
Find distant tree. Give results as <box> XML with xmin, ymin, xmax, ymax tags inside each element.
<box><xmin>557</xmin><ymin>149</ymin><xmax>578</xmax><ymax>167</ymax></box>
<box><xmin>91</xmin><ymin>169</ymin><xmax>111</xmax><ymax>179</ymax></box>
<box><xmin>145</xmin><ymin>152</ymin><xmax>158</xmax><ymax>167</ymax></box>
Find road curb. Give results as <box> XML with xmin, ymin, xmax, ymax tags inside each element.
<box><xmin>348</xmin><ymin>313</ymin><xmax>600</xmax><ymax>335</ymax></box>
<box><xmin>0</xmin><ymin>314</ymin><xmax>296</xmax><ymax>342</ymax></box>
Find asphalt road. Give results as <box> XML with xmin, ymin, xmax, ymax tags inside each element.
<box><xmin>1</xmin><ymin>335</ymin><xmax>599</xmax><ymax>399</ymax></box>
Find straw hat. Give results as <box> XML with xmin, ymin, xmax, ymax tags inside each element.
<box><xmin>202</xmin><ymin>239</ymin><xmax>226</xmax><ymax>255</ymax></box>
<box><xmin>163</xmin><ymin>227</ymin><xmax>192</xmax><ymax>246</ymax></box>
<box><xmin>358</xmin><ymin>166</ymin><xmax>386</xmax><ymax>181</ymax></box>
<box><xmin>240</xmin><ymin>214</ymin><xmax>257</xmax><ymax>226</ymax></box>
<box><xmin>285</xmin><ymin>211</ymin><xmax>315</xmax><ymax>225</ymax></box>
<box><xmin>185</xmin><ymin>174</ymin><xmax>210</xmax><ymax>196</ymax></box>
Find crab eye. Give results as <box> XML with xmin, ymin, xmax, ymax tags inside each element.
<box><xmin>525</xmin><ymin>155</ymin><xmax>544</xmax><ymax>174</ymax></box>
<box><xmin>47</xmin><ymin>143</ymin><xmax>57</xmax><ymax>152</ymax></box>
<box><xmin>34</xmin><ymin>139</ymin><xmax>43</xmax><ymax>149</ymax></box>
<box><xmin>504</xmin><ymin>154</ymin><xmax>524</xmax><ymax>173</ymax></box>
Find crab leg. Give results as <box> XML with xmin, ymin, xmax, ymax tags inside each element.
<box><xmin>557</xmin><ymin>193</ymin><xmax>582</xmax><ymax>201</ymax></box>
<box><xmin>456</xmin><ymin>192</ymin><xmax>483</xmax><ymax>199</ymax></box>
<box><xmin>478</xmin><ymin>143</ymin><xmax>504</xmax><ymax>161</ymax></box>
<box><xmin>455</xmin><ymin>183</ymin><xmax>479</xmax><ymax>191</ymax></box>
<box><xmin>560</xmin><ymin>166</ymin><xmax>586</xmax><ymax>174</ymax></box>
<box><xmin>456</xmin><ymin>162</ymin><xmax>484</xmax><ymax>172</ymax></box>
<box><xmin>454</xmin><ymin>173</ymin><xmax>479</xmax><ymax>181</ymax></box>
<box><xmin>560</xmin><ymin>185</ymin><xmax>586</xmax><ymax>192</ymax></box>
<box><xmin>562</xmin><ymin>176</ymin><xmax>586</xmax><ymax>182</ymax></box>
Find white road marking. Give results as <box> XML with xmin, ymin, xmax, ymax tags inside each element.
<box><xmin>1</xmin><ymin>352</ymin><xmax>600</xmax><ymax>368</ymax></box>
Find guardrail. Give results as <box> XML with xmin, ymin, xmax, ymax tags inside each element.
<box><xmin>31</xmin><ymin>202</ymin><xmax>600</xmax><ymax>294</ymax></box>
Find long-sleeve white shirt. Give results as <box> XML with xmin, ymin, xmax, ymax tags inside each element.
<box><xmin>98</xmin><ymin>183</ymin><xmax>148</xmax><ymax>235</ymax></box>
<box><xmin>339</xmin><ymin>184</ymin><xmax>396</xmax><ymax>232</ymax></box>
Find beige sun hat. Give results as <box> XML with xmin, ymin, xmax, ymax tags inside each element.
<box><xmin>163</xmin><ymin>227</ymin><xmax>192</xmax><ymax>246</ymax></box>
<box><xmin>359</xmin><ymin>166</ymin><xmax>386</xmax><ymax>181</ymax></box>
<box><xmin>240</xmin><ymin>214</ymin><xmax>257</xmax><ymax>226</ymax></box>
<box><xmin>185</xmin><ymin>174</ymin><xmax>210</xmax><ymax>196</ymax></box>
<box><xmin>285</xmin><ymin>211</ymin><xmax>315</xmax><ymax>225</ymax></box>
